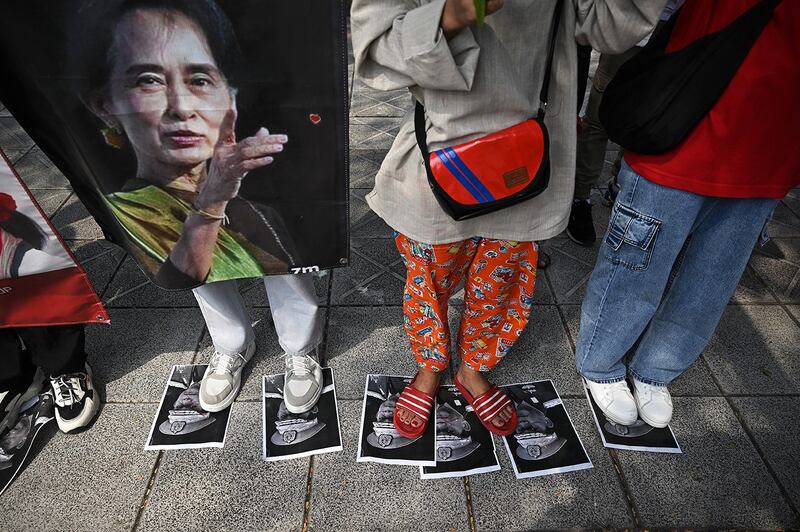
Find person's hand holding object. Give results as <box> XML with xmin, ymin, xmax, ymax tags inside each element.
<box><xmin>441</xmin><ymin>0</ymin><xmax>504</xmax><ymax>39</ymax></box>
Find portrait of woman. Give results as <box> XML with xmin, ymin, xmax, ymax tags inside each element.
<box><xmin>73</xmin><ymin>0</ymin><xmax>300</xmax><ymax>288</ymax></box>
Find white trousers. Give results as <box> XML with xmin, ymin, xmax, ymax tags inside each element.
<box><xmin>192</xmin><ymin>274</ymin><xmax>323</xmax><ymax>356</ymax></box>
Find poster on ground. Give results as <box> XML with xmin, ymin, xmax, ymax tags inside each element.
<box><xmin>0</xmin><ymin>151</ymin><xmax>108</xmax><ymax>328</ymax></box>
<box><xmin>420</xmin><ymin>385</ymin><xmax>500</xmax><ymax>480</ymax></box>
<box><xmin>0</xmin><ymin>0</ymin><xmax>349</xmax><ymax>289</ymax></box>
<box><xmin>145</xmin><ymin>365</ymin><xmax>232</xmax><ymax>450</ymax></box>
<box><xmin>357</xmin><ymin>375</ymin><xmax>436</xmax><ymax>467</ymax></box>
<box><xmin>262</xmin><ymin>368</ymin><xmax>342</xmax><ymax>462</ymax></box>
<box><xmin>584</xmin><ymin>381</ymin><xmax>681</xmax><ymax>454</ymax></box>
<box><xmin>0</xmin><ymin>392</ymin><xmax>55</xmax><ymax>497</ymax></box>
<box><xmin>500</xmin><ymin>380</ymin><xmax>593</xmax><ymax>479</ymax></box>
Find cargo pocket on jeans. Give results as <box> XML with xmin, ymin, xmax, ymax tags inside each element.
<box><xmin>603</xmin><ymin>202</ymin><xmax>661</xmax><ymax>271</ymax></box>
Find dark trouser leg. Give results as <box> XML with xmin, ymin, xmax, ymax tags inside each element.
<box><xmin>574</xmin><ymin>49</ymin><xmax>639</xmax><ymax>200</ymax></box>
<box><xmin>17</xmin><ymin>325</ymin><xmax>87</xmax><ymax>377</ymax></box>
<box><xmin>0</xmin><ymin>330</ymin><xmax>35</xmax><ymax>390</ymax></box>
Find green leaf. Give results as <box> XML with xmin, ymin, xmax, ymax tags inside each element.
<box><xmin>474</xmin><ymin>0</ymin><xmax>486</xmax><ymax>26</ymax></box>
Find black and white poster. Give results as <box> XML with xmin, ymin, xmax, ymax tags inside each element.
<box><xmin>0</xmin><ymin>0</ymin><xmax>349</xmax><ymax>289</ymax></box>
<box><xmin>262</xmin><ymin>368</ymin><xmax>342</xmax><ymax>462</ymax></box>
<box><xmin>501</xmin><ymin>380</ymin><xmax>593</xmax><ymax>479</ymax></box>
<box><xmin>420</xmin><ymin>385</ymin><xmax>500</xmax><ymax>480</ymax></box>
<box><xmin>145</xmin><ymin>364</ymin><xmax>232</xmax><ymax>450</ymax></box>
<box><xmin>583</xmin><ymin>382</ymin><xmax>681</xmax><ymax>454</ymax></box>
<box><xmin>357</xmin><ymin>375</ymin><xmax>436</xmax><ymax>467</ymax></box>
<box><xmin>0</xmin><ymin>393</ymin><xmax>55</xmax><ymax>497</ymax></box>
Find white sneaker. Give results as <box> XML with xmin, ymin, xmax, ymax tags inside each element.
<box><xmin>632</xmin><ymin>378</ymin><xmax>673</xmax><ymax>428</ymax></box>
<box><xmin>199</xmin><ymin>342</ymin><xmax>256</xmax><ymax>413</ymax></box>
<box><xmin>585</xmin><ymin>378</ymin><xmax>638</xmax><ymax>426</ymax></box>
<box><xmin>283</xmin><ymin>349</ymin><xmax>322</xmax><ymax>414</ymax></box>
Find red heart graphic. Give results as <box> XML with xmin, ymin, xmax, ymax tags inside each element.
<box><xmin>309</xmin><ymin>113</ymin><xmax>321</xmax><ymax>125</ymax></box>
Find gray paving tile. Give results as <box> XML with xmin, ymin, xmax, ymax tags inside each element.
<box><xmin>67</xmin><ymin>239</ymin><xmax>127</xmax><ymax>297</ymax></box>
<box><xmin>331</xmin><ymin>238</ymin><xmax>404</xmax><ymax>305</ymax></box>
<box><xmin>349</xmin><ymin>117</ymin><xmax>400</xmax><ymax>150</ymax></box>
<box><xmin>703</xmin><ymin>305</ymin><xmax>800</xmax><ymax>395</ymax></box>
<box><xmin>487</xmin><ymin>305</ymin><xmax>584</xmax><ymax>396</ymax></box>
<box><xmin>28</xmin><ymin>189</ymin><xmax>71</xmax><ymax>217</ymax></box>
<box><xmin>103</xmin><ymin>255</ymin><xmax>199</xmax><ymax>307</ymax></box>
<box><xmin>0</xmin><ymin>116</ymin><xmax>34</xmax><ymax>156</ymax></box>
<box><xmin>350</xmin><ymin>149</ymin><xmax>382</xmax><ymax>189</ymax></box>
<box><xmin>470</xmin><ymin>398</ymin><xmax>632</xmax><ymax>530</ymax></box>
<box><xmin>86</xmin><ymin>309</ymin><xmax>203</xmax><ymax>402</ymax></box>
<box><xmin>559</xmin><ymin>305</ymin><xmax>721</xmax><ymax>397</ymax></box>
<box><xmin>51</xmin><ymin>193</ymin><xmax>103</xmax><ymax>240</ymax></box>
<box><xmin>309</xmin><ymin>399</ymin><xmax>470</xmax><ymax>532</ymax></box>
<box><xmin>750</xmin><ymin>238</ymin><xmax>800</xmax><ymax>303</ymax></box>
<box><xmin>325</xmin><ymin>307</ymin><xmax>410</xmax><ymax>400</ymax></box>
<box><xmin>731</xmin><ymin>396</ymin><xmax>800</xmax><ymax>511</ymax></box>
<box><xmin>11</xmin><ymin>147</ymin><xmax>70</xmax><ymax>189</ymax></box>
<box><xmin>137</xmin><ymin>402</ymin><xmax>308</xmax><ymax>532</ymax></box>
<box><xmin>731</xmin><ymin>264</ymin><xmax>777</xmax><ymax>303</ymax></box>
<box><xmin>768</xmin><ymin>201</ymin><xmax>800</xmax><ymax>238</ymax></box>
<box><xmin>783</xmin><ymin>189</ymin><xmax>800</xmax><ymax>219</ymax></box>
<box><xmin>351</xmin><ymin>92</ymin><xmax>411</xmax><ymax>118</ymax></box>
<box><xmin>617</xmin><ymin>397</ymin><xmax>797</xmax><ymax>529</ymax></box>
<box><xmin>0</xmin><ymin>404</ymin><xmax>157</xmax><ymax>532</ymax></box>
<box><xmin>543</xmin><ymin>238</ymin><xmax>600</xmax><ymax>304</ymax></box>
<box><xmin>351</xmin><ymin>188</ymin><xmax>393</xmax><ymax>238</ymax></box>
<box><xmin>788</xmin><ymin>304</ymin><xmax>800</xmax><ymax>322</ymax></box>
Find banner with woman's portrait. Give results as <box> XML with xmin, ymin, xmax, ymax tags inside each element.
<box><xmin>0</xmin><ymin>151</ymin><xmax>108</xmax><ymax>328</ymax></box>
<box><xmin>0</xmin><ymin>0</ymin><xmax>349</xmax><ymax>289</ymax></box>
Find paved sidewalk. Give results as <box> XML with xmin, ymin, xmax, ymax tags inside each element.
<box><xmin>1</xmin><ymin>42</ymin><xmax>799</xmax><ymax>531</ymax></box>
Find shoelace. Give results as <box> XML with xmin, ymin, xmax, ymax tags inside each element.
<box><xmin>210</xmin><ymin>352</ymin><xmax>246</xmax><ymax>376</ymax></box>
<box><xmin>602</xmin><ymin>380</ymin><xmax>632</xmax><ymax>400</ymax></box>
<box><xmin>52</xmin><ymin>374</ymin><xmax>85</xmax><ymax>406</ymax></box>
<box><xmin>638</xmin><ymin>383</ymin><xmax>671</xmax><ymax>403</ymax></box>
<box><xmin>284</xmin><ymin>353</ymin><xmax>320</xmax><ymax>376</ymax></box>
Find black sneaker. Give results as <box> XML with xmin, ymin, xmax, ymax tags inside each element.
<box><xmin>0</xmin><ymin>368</ymin><xmax>44</xmax><ymax>435</ymax></box>
<box><xmin>566</xmin><ymin>199</ymin><xmax>596</xmax><ymax>246</ymax></box>
<box><xmin>50</xmin><ymin>364</ymin><xmax>99</xmax><ymax>433</ymax></box>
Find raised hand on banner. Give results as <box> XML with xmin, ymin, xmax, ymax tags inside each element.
<box><xmin>441</xmin><ymin>0</ymin><xmax>504</xmax><ymax>38</ymax></box>
<box><xmin>196</xmin><ymin>107</ymin><xmax>288</xmax><ymax>216</ymax></box>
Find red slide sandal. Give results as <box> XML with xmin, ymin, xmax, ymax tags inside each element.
<box><xmin>393</xmin><ymin>379</ymin><xmax>436</xmax><ymax>439</ymax></box>
<box><xmin>454</xmin><ymin>374</ymin><xmax>517</xmax><ymax>436</ymax></box>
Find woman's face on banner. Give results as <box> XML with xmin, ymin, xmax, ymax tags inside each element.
<box><xmin>103</xmin><ymin>8</ymin><xmax>233</xmax><ymax>172</ymax></box>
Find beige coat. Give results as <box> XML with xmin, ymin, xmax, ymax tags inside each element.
<box><xmin>351</xmin><ymin>0</ymin><xmax>667</xmax><ymax>244</ymax></box>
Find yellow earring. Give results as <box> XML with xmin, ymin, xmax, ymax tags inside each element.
<box><xmin>101</xmin><ymin>126</ymin><xmax>125</xmax><ymax>149</ymax></box>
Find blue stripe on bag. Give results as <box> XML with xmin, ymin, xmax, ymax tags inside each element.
<box><xmin>434</xmin><ymin>150</ymin><xmax>490</xmax><ymax>203</ymax></box>
<box><xmin>443</xmin><ymin>148</ymin><xmax>495</xmax><ymax>202</ymax></box>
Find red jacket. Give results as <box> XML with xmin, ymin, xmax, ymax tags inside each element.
<box><xmin>626</xmin><ymin>0</ymin><xmax>800</xmax><ymax>199</ymax></box>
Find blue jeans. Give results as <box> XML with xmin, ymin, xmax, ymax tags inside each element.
<box><xmin>575</xmin><ymin>161</ymin><xmax>778</xmax><ymax>386</ymax></box>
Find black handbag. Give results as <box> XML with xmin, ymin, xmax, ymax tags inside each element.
<box><xmin>599</xmin><ymin>0</ymin><xmax>781</xmax><ymax>155</ymax></box>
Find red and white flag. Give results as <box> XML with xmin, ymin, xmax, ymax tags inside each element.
<box><xmin>0</xmin><ymin>150</ymin><xmax>108</xmax><ymax>328</ymax></box>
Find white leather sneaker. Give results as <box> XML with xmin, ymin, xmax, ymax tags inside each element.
<box><xmin>199</xmin><ymin>341</ymin><xmax>256</xmax><ymax>413</ymax></box>
<box><xmin>632</xmin><ymin>378</ymin><xmax>673</xmax><ymax>428</ymax></box>
<box><xmin>585</xmin><ymin>378</ymin><xmax>638</xmax><ymax>426</ymax></box>
<box><xmin>283</xmin><ymin>348</ymin><xmax>322</xmax><ymax>414</ymax></box>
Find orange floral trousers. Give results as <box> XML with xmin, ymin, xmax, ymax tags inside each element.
<box><xmin>395</xmin><ymin>233</ymin><xmax>538</xmax><ymax>373</ymax></box>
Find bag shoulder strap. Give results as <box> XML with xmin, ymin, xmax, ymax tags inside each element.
<box><xmin>538</xmin><ymin>0</ymin><xmax>564</xmax><ymax>119</ymax></box>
